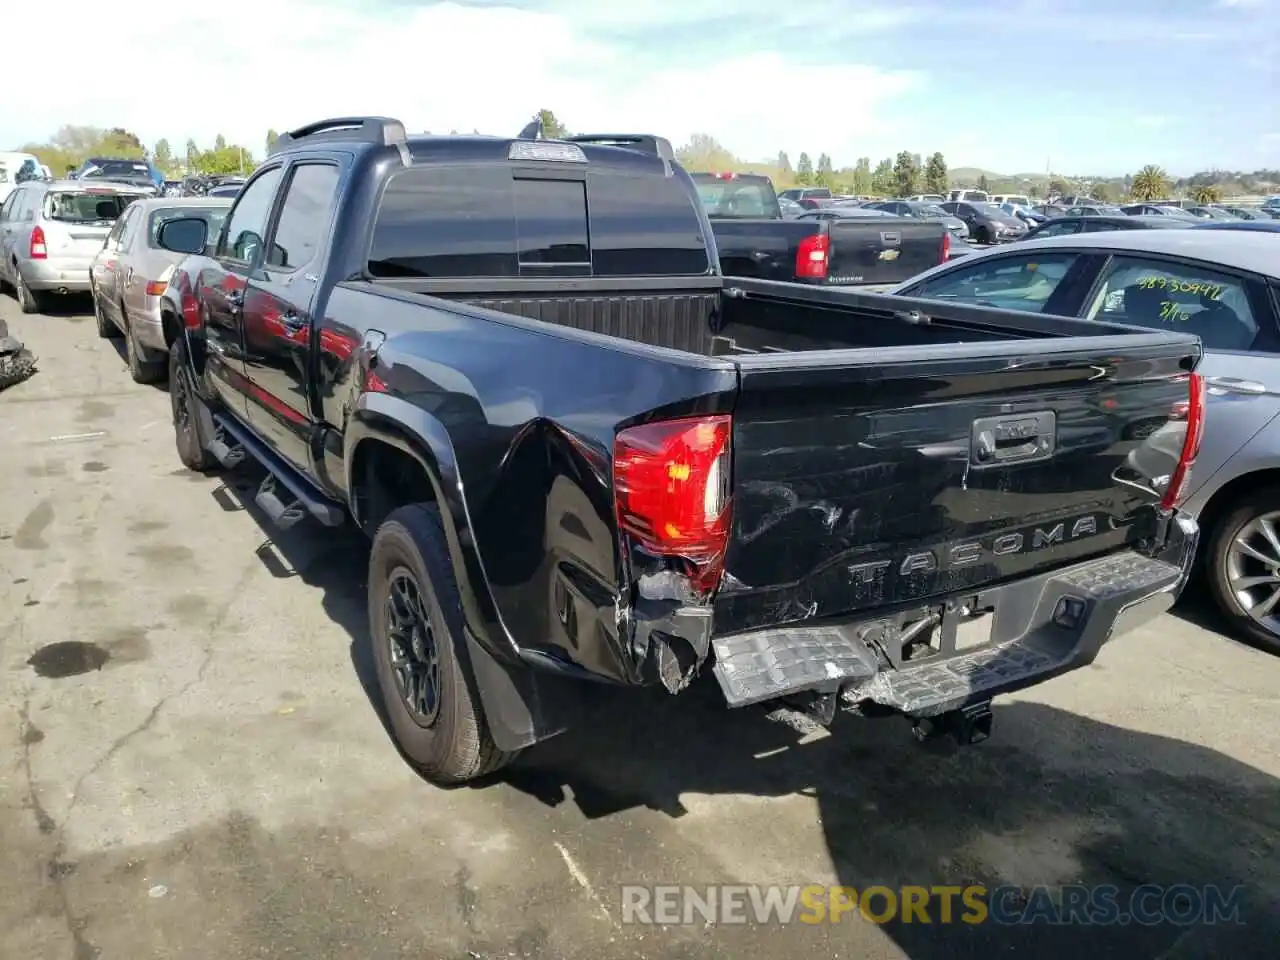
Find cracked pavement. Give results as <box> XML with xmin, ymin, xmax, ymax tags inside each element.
<box><xmin>1</xmin><ymin>295</ymin><xmax>1279</xmax><ymax>960</ymax></box>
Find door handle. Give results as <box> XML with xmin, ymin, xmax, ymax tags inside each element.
<box><xmin>1205</xmin><ymin>376</ymin><xmax>1266</xmax><ymax>396</ymax></box>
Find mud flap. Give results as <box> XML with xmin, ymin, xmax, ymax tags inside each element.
<box><xmin>462</xmin><ymin>628</ymin><xmax>580</xmax><ymax>752</ymax></box>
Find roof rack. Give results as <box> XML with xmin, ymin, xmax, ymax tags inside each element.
<box><xmin>272</xmin><ymin>117</ymin><xmax>408</xmax><ymax>155</ymax></box>
<box><xmin>563</xmin><ymin>134</ymin><xmax>675</xmax><ymax>162</ymax></box>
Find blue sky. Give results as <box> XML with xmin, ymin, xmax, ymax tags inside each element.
<box><xmin>4</xmin><ymin>0</ymin><xmax>1276</xmax><ymax>176</ymax></box>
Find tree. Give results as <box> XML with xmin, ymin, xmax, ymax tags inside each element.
<box><xmin>796</xmin><ymin>152</ymin><xmax>814</xmax><ymax>186</ymax></box>
<box><xmin>104</xmin><ymin>128</ymin><xmax>146</xmax><ymax>156</ymax></box>
<box><xmin>1048</xmin><ymin>177</ymin><xmax>1071</xmax><ymax>198</ymax></box>
<box><xmin>213</xmin><ymin>134</ymin><xmax>228</xmax><ymax>151</ymax></box>
<box><xmin>892</xmin><ymin>151</ymin><xmax>918</xmax><ymax>198</ymax></box>
<box><xmin>1189</xmin><ymin>183</ymin><xmax>1222</xmax><ymax>204</ymax></box>
<box><xmin>185</xmin><ymin>139</ymin><xmax>200</xmax><ymax>169</ymax></box>
<box><xmin>676</xmin><ymin>134</ymin><xmax>737</xmax><ymax>172</ymax></box>
<box><xmin>153</xmin><ymin>139</ymin><xmax>175</xmax><ymax>175</ymax></box>
<box><xmin>1130</xmin><ymin>164</ymin><xmax>1171</xmax><ymax>201</ymax></box>
<box><xmin>1092</xmin><ymin>182</ymin><xmax>1113</xmax><ymax>202</ymax></box>
<box><xmin>870</xmin><ymin>158</ymin><xmax>894</xmax><ymax>196</ymax></box>
<box><xmin>815</xmin><ymin>153</ymin><xmax>835</xmax><ymax>189</ymax></box>
<box><xmin>266</xmin><ymin>129</ymin><xmax>280</xmax><ymax>156</ymax></box>
<box><xmin>852</xmin><ymin>158</ymin><xmax>871</xmax><ymax>195</ymax></box>
<box><xmin>776</xmin><ymin>151</ymin><xmax>792</xmax><ymax>176</ymax></box>
<box><xmin>977</xmin><ymin>173</ymin><xmax>990</xmax><ymax>193</ymax></box>
<box><xmin>537</xmin><ymin>109</ymin><xmax>568</xmax><ymax>139</ymax></box>
<box><xmin>195</xmin><ymin>142</ymin><xmax>254</xmax><ymax>175</ymax></box>
<box><xmin>924</xmin><ymin>152</ymin><xmax>948</xmax><ymax>195</ymax></box>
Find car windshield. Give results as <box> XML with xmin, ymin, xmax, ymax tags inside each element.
<box><xmin>975</xmin><ymin>203</ymin><xmax>1009</xmax><ymax>216</ymax></box>
<box><xmin>147</xmin><ymin>206</ymin><xmax>229</xmax><ymax>247</ymax></box>
<box><xmin>43</xmin><ymin>190</ymin><xmax>138</xmax><ymax>223</ymax></box>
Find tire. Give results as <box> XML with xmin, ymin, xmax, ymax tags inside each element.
<box><xmin>92</xmin><ymin>285</ymin><xmax>118</xmax><ymax>338</ymax></box>
<box><xmin>1205</xmin><ymin>486</ymin><xmax>1280</xmax><ymax>655</ymax></box>
<box><xmin>15</xmin><ymin>273</ymin><xmax>43</xmax><ymax>315</ymax></box>
<box><xmin>122</xmin><ymin>300</ymin><xmax>164</xmax><ymax>383</ymax></box>
<box><xmin>367</xmin><ymin>504</ymin><xmax>519</xmax><ymax>783</ymax></box>
<box><xmin>168</xmin><ymin>337</ymin><xmax>214</xmax><ymax>472</ymax></box>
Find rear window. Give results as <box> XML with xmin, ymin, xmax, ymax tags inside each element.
<box><xmin>693</xmin><ymin>178</ymin><xmax>781</xmax><ymax>219</ymax></box>
<box><xmin>147</xmin><ymin>206</ymin><xmax>229</xmax><ymax>247</ymax></box>
<box><xmin>43</xmin><ymin>190</ymin><xmax>138</xmax><ymax>223</ymax></box>
<box><xmin>368</xmin><ymin>164</ymin><xmax>710</xmax><ymax>279</ymax></box>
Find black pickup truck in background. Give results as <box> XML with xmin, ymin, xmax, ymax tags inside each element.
<box><xmin>692</xmin><ymin>171</ymin><xmax>950</xmax><ymax>285</ymax></box>
<box><xmin>153</xmin><ymin>116</ymin><xmax>1203</xmax><ymax>785</ymax></box>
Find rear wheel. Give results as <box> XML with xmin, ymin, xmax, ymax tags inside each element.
<box><xmin>169</xmin><ymin>338</ymin><xmax>214</xmax><ymax>472</ymax></box>
<box><xmin>92</xmin><ymin>284</ymin><xmax>118</xmax><ymax>338</ymax></box>
<box><xmin>122</xmin><ymin>300</ymin><xmax>164</xmax><ymax>383</ymax></box>
<box><xmin>15</xmin><ymin>274</ymin><xmax>44</xmax><ymax>315</ymax></box>
<box><xmin>367</xmin><ymin>504</ymin><xmax>519</xmax><ymax>783</ymax></box>
<box><xmin>1205</xmin><ymin>487</ymin><xmax>1280</xmax><ymax>655</ymax></box>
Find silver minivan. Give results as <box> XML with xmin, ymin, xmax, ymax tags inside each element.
<box><xmin>0</xmin><ymin>179</ymin><xmax>153</xmax><ymax>313</ymax></box>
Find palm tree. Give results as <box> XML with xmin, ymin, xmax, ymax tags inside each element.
<box><xmin>1130</xmin><ymin>165</ymin><xmax>1171</xmax><ymax>201</ymax></box>
<box><xmin>1189</xmin><ymin>184</ymin><xmax>1222</xmax><ymax>205</ymax></box>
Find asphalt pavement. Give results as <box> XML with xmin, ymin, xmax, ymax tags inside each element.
<box><xmin>1</xmin><ymin>293</ymin><xmax>1277</xmax><ymax>960</ymax></box>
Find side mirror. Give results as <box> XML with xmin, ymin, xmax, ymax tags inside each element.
<box><xmin>156</xmin><ymin>217</ymin><xmax>209</xmax><ymax>256</ymax></box>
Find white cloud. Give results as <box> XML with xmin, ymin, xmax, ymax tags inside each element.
<box><xmin>2</xmin><ymin>0</ymin><xmax>921</xmax><ymax>165</ymax></box>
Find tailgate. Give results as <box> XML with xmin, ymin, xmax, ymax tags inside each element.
<box><xmin>714</xmin><ymin>333</ymin><xmax>1199</xmax><ymax>635</ymax></box>
<box><xmin>826</xmin><ymin>219</ymin><xmax>945</xmax><ymax>285</ymax></box>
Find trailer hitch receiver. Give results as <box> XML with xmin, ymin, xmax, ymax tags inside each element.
<box><xmin>911</xmin><ymin>701</ymin><xmax>994</xmax><ymax>746</ymax></box>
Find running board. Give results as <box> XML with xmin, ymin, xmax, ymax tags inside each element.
<box><xmin>210</xmin><ymin>412</ymin><xmax>345</xmax><ymax>528</ymax></box>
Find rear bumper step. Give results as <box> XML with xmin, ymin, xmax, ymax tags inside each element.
<box><xmin>712</xmin><ymin>520</ymin><xmax>1196</xmax><ymax>717</ymax></box>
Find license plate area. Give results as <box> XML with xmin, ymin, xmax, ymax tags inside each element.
<box><xmin>858</xmin><ymin>596</ymin><xmax>997</xmax><ymax>669</ymax></box>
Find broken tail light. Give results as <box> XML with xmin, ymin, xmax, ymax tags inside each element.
<box><xmin>614</xmin><ymin>415</ymin><xmax>733</xmax><ymax>594</ymax></box>
<box><xmin>1161</xmin><ymin>372</ymin><xmax>1205</xmax><ymax>511</ymax></box>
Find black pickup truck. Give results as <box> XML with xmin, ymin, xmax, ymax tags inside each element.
<box><xmin>152</xmin><ymin>116</ymin><xmax>1203</xmax><ymax>784</ymax></box>
<box><xmin>692</xmin><ymin>171</ymin><xmax>950</xmax><ymax>285</ymax></box>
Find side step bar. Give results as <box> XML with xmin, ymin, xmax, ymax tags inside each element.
<box><xmin>208</xmin><ymin>412</ymin><xmax>345</xmax><ymax>530</ymax></box>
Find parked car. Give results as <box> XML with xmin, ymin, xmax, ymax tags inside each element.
<box><xmin>150</xmin><ymin>115</ymin><xmax>1200</xmax><ymax>781</ymax></box>
<box><xmin>1121</xmin><ymin>204</ymin><xmax>1199</xmax><ymax>219</ymax></box>
<box><xmin>0</xmin><ymin>179</ymin><xmax>153</xmax><ymax>313</ymax></box>
<box><xmin>73</xmin><ymin>157</ymin><xmax>163</xmax><ymax>192</ymax></box>
<box><xmin>999</xmin><ymin>202</ymin><xmax>1047</xmax><ymax>227</ymax></box>
<box><xmin>889</xmin><ymin>229</ymin><xmax>1280</xmax><ymax>653</ymax></box>
<box><xmin>947</xmin><ymin>188</ymin><xmax>990</xmax><ymax>202</ymax></box>
<box><xmin>863</xmin><ymin>199</ymin><xmax>971</xmax><ymax>242</ymax></box>
<box><xmin>990</xmin><ymin>194</ymin><xmax>1032</xmax><ymax>207</ymax></box>
<box><xmin>206</xmin><ymin>181</ymin><xmax>245</xmax><ymax>198</ymax></box>
<box><xmin>1183</xmin><ymin>205</ymin><xmax>1240</xmax><ymax>221</ymax></box>
<box><xmin>939</xmin><ymin>200</ymin><xmax>1028</xmax><ymax>244</ymax></box>
<box><xmin>691</xmin><ymin>172</ymin><xmax>950</xmax><ymax>285</ymax></box>
<box><xmin>90</xmin><ymin>197</ymin><xmax>232</xmax><ymax>382</ymax></box>
<box><xmin>1064</xmin><ymin>204</ymin><xmax>1126</xmax><ymax>217</ymax></box>
<box><xmin>779</xmin><ymin>197</ymin><xmax>804</xmax><ymax>217</ymax></box>
<box><xmin>1033</xmin><ymin>204</ymin><xmax>1068</xmax><ymax>218</ymax></box>
<box><xmin>1214</xmin><ymin>206</ymin><xmax>1273</xmax><ymax>221</ymax></box>
<box><xmin>776</xmin><ymin>186</ymin><xmax>833</xmax><ymax>209</ymax></box>
<box><xmin>1021</xmin><ymin>215</ymin><xmax>1189</xmax><ymax>240</ymax></box>
<box><xmin>1191</xmin><ymin>220</ymin><xmax>1280</xmax><ymax>233</ymax></box>
<box><xmin>0</xmin><ymin>152</ymin><xmax>45</xmax><ymax>204</ymax></box>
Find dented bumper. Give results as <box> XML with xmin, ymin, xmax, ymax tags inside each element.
<box><xmin>709</xmin><ymin>514</ymin><xmax>1198</xmax><ymax>717</ymax></box>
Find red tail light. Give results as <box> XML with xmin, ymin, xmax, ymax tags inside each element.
<box><xmin>795</xmin><ymin>233</ymin><xmax>829</xmax><ymax>280</ymax></box>
<box><xmin>1161</xmin><ymin>373</ymin><xmax>1205</xmax><ymax>511</ymax></box>
<box><xmin>940</xmin><ymin>230</ymin><xmax>951</xmax><ymax>263</ymax></box>
<box><xmin>714</xmin><ymin>172</ymin><xmax>738</xmax><ymax>180</ymax></box>
<box><xmin>614</xmin><ymin>415</ymin><xmax>733</xmax><ymax>594</ymax></box>
<box><xmin>29</xmin><ymin>225</ymin><xmax>47</xmax><ymax>260</ymax></box>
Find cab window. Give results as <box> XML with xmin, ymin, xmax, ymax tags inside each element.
<box><xmin>910</xmin><ymin>251</ymin><xmax>1081</xmax><ymax>313</ymax></box>
<box><xmin>1084</xmin><ymin>256</ymin><xmax>1262</xmax><ymax>352</ymax></box>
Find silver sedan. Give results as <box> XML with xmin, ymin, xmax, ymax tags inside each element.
<box><xmin>90</xmin><ymin>197</ymin><xmax>231</xmax><ymax>382</ymax></box>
